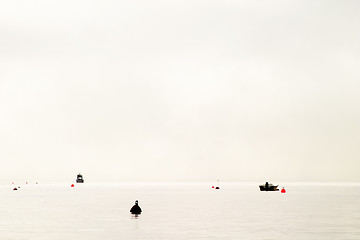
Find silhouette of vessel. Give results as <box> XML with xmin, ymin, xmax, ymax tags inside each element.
<box><xmin>76</xmin><ymin>173</ymin><xmax>84</xmax><ymax>183</ymax></box>
<box><xmin>259</xmin><ymin>182</ymin><xmax>279</xmax><ymax>191</ymax></box>
<box><xmin>130</xmin><ymin>200</ymin><xmax>142</xmax><ymax>214</ymax></box>
<box><xmin>215</xmin><ymin>179</ymin><xmax>220</xmax><ymax>189</ymax></box>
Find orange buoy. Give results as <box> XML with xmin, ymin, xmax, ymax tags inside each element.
<box><xmin>281</xmin><ymin>187</ymin><xmax>286</xmax><ymax>193</ymax></box>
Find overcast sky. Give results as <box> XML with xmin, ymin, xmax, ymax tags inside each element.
<box><xmin>1</xmin><ymin>0</ymin><xmax>360</xmax><ymax>183</ymax></box>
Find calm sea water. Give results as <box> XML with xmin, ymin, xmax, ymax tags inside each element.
<box><xmin>1</xmin><ymin>182</ymin><xmax>359</xmax><ymax>240</ymax></box>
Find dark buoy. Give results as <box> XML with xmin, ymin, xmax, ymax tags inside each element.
<box><xmin>215</xmin><ymin>186</ymin><xmax>220</xmax><ymax>189</ymax></box>
<box><xmin>130</xmin><ymin>200</ymin><xmax>142</xmax><ymax>214</ymax></box>
<box><xmin>281</xmin><ymin>187</ymin><xmax>286</xmax><ymax>193</ymax></box>
<box><xmin>13</xmin><ymin>187</ymin><xmax>18</xmax><ymax>191</ymax></box>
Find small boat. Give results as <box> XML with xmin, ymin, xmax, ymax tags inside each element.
<box><xmin>76</xmin><ymin>173</ymin><xmax>84</xmax><ymax>183</ymax></box>
<box><xmin>259</xmin><ymin>182</ymin><xmax>279</xmax><ymax>191</ymax></box>
<box><xmin>215</xmin><ymin>180</ymin><xmax>220</xmax><ymax>189</ymax></box>
<box><xmin>130</xmin><ymin>200</ymin><xmax>142</xmax><ymax>214</ymax></box>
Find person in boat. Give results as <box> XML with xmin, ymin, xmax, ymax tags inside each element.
<box><xmin>265</xmin><ymin>182</ymin><xmax>269</xmax><ymax>190</ymax></box>
<box><xmin>130</xmin><ymin>200</ymin><xmax>142</xmax><ymax>214</ymax></box>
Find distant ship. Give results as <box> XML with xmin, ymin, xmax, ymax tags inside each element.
<box><xmin>259</xmin><ymin>182</ymin><xmax>279</xmax><ymax>191</ymax></box>
<box><xmin>76</xmin><ymin>173</ymin><xmax>84</xmax><ymax>183</ymax></box>
<box><xmin>215</xmin><ymin>179</ymin><xmax>220</xmax><ymax>189</ymax></box>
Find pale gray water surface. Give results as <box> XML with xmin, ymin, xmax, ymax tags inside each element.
<box><xmin>1</xmin><ymin>182</ymin><xmax>360</xmax><ymax>239</ymax></box>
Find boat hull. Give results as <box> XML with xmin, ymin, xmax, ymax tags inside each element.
<box><xmin>259</xmin><ymin>185</ymin><xmax>279</xmax><ymax>191</ymax></box>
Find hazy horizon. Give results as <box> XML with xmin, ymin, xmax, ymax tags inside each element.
<box><xmin>1</xmin><ymin>0</ymin><xmax>360</xmax><ymax>182</ymax></box>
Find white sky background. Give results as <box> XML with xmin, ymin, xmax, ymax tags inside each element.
<box><xmin>1</xmin><ymin>0</ymin><xmax>360</xmax><ymax>183</ymax></box>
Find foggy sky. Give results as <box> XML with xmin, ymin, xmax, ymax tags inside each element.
<box><xmin>1</xmin><ymin>0</ymin><xmax>360</xmax><ymax>183</ymax></box>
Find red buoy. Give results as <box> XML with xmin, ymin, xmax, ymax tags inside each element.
<box><xmin>212</xmin><ymin>186</ymin><xmax>214</xmax><ymax>188</ymax></box>
<box><xmin>71</xmin><ymin>184</ymin><xmax>74</xmax><ymax>187</ymax></box>
<box><xmin>281</xmin><ymin>187</ymin><xmax>286</xmax><ymax>193</ymax></box>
